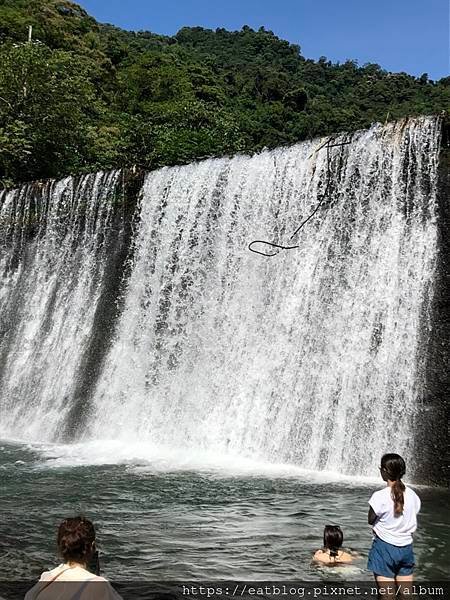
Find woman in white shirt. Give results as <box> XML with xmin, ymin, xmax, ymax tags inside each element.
<box><xmin>367</xmin><ymin>454</ymin><xmax>421</xmax><ymax>589</ymax></box>
<box><xmin>25</xmin><ymin>516</ymin><xmax>122</xmax><ymax>600</ymax></box>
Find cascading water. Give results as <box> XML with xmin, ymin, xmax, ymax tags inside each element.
<box><xmin>90</xmin><ymin>116</ymin><xmax>441</xmax><ymax>475</ymax></box>
<box><xmin>0</xmin><ymin>116</ymin><xmax>442</xmax><ymax>477</ymax></box>
<box><xmin>0</xmin><ymin>171</ymin><xmax>124</xmax><ymax>440</ymax></box>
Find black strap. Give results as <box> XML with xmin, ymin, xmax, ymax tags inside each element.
<box><xmin>34</xmin><ymin>567</ymin><xmax>71</xmax><ymax>598</ymax></box>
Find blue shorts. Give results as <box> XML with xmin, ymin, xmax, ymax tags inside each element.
<box><xmin>367</xmin><ymin>536</ymin><xmax>415</xmax><ymax>578</ymax></box>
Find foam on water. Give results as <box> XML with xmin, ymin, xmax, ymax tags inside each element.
<box><xmin>0</xmin><ymin>436</ymin><xmax>381</xmax><ymax>485</ymax></box>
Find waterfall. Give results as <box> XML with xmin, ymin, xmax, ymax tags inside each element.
<box><xmin>0</xmin><ymin>116</ymin><xmax>442</xmax><ymax>477</ymax></box>
<box><xmin>0</xmin><ymin>171</ymin><xmax>125</xmax><ymax>440</ymax></box>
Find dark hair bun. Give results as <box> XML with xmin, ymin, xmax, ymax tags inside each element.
<box><xmin>57</xmin><ymin>517</ymin><xmax>96</xmax><ymax>563</ymax></box>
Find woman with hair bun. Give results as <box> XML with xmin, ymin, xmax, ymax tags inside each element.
<box><xmin>25</xmin><ymin>516</ymin><xmax>122</xmax><ymax>599</ymax></box>
<box><xmin>367</xmin><ymin>454</ymin><xmax>421</xmax><ymax>589</ymax></box>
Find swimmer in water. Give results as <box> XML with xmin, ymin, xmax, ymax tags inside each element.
<box><xmin>313</xmin><ymin>525</ymin><xmax>353</xmax><ymax>565</ymax></box>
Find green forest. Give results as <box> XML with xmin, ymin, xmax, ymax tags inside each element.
<box><xmin>0</xmin><ymin>0</ymin><xmax>449</xmax><ymax>187</ymax></box>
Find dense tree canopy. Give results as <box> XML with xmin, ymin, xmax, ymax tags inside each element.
<box><xmin>0</xmin><ymin>0</ymin><xmax>448</xmax><ymax>186</ymax></box>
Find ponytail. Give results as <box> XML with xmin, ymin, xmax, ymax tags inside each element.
<box><xmin>380</xmin><ymin>453</ymin><xmax>406</xmax><ymax>517</ymax></box>
<box><xmin>391</xmin><ymin>479</ymin><xmax>405</xmax><ymax>516</ymax></box>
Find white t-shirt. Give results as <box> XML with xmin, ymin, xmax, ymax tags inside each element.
<box><xmin>369</xmin><ymin>485</ymin><xmax>421</xmax><ymax>546</ymax></box>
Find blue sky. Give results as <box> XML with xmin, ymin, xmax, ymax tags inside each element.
<box><xmin>80</xmin><ymin>0</ymin><xmax>449</xmax><ymax>80</ymax></box>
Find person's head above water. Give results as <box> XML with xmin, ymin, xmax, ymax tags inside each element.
<box><xmin>379</xmin><ymin>453</ymin><xmax>406</xmax><ymax>482</ymax></box>
<box><xmin>57</xmin><ymin>516</ymin><xmax>96</xmax><ymax>565</ymax></box>
<box><xmin>379</xmin><ymin>453</ymin><xmax>406</xmax><ymax>516</ymax></box>
<box><xmin>323</xmin><ymin>525</ymin><xmax>343</xmax><ymax>557</ymax></box>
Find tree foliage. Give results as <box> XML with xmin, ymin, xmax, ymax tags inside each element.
<box><xmin>0</xmin><ymin>0</ymin><xmax>448</xmax><ymax>186</ymax></box>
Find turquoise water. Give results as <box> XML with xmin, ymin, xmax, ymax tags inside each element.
<box><xmin>0</xmin><ymin>442</ymin><xmax>448</xmax><ymax>583</ymax></box>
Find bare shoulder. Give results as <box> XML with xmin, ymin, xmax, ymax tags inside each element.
<box><xmin>337</xmin><ymin>551</ymin><xmax>353</xmax><ymax>563</ymax></box>
<box><xmin>313</xmin><ymin>550</ymin><xmax>329</xmax><ymax>563</ymax></box>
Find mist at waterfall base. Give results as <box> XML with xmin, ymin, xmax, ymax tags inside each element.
<box><xmin>0</xmin><ymin>116</ymin><xmax>448</xmax><ymax>581</ymax></box>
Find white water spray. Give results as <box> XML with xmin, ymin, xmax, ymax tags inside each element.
<box><xmin>0</xmin><ymin>117</ymin><xmax>442</xmax><ymax>476</ymax></box>
<box><xmin>90</xmin><ymin>117</ymin><xmax>440</xmax><ymax>475</ymax></box>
